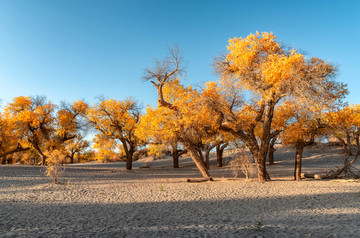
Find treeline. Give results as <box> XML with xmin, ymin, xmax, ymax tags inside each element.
<box><xmin>1</xmin><ymin>32</ymin><xmax>359</xmax><ymax>181</ymax></box>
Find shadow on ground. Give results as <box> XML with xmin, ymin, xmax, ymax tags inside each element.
<box><xmin>1</xmin><ymin>192</ymin><xmax>359</xmax><ymax>237</ymax></box>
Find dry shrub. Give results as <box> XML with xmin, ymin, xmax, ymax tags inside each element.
<box><xmin>44</xmin><ymin>150</ymin><xmax>66</xmax><ymax>184</ymax></box>
<box><xmin>229</xmin><ymin>154</ymin><xmax>256</xmax><ymax>179</ymax></box>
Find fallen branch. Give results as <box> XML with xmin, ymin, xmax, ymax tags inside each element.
<box><xmin>186</xmin><ymin>178</ymin><xmax>214</xmax><ymax>183</ymax></box>
<box><xmin>322</xmin><ymin>153</ymin><xmax>359</xmax><ymax>179</ymax></box>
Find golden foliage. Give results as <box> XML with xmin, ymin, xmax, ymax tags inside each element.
<box><xmin>44</xmin><ymin>149</ymin><xmax>66</xmax><ymax>183</ymax></box>
<box><xmin>92</xmin><ymin>135</ymin><xmax>117</xmax><ymax>163</ymax></box>
<box><xmin>86</xmin><ymin>98</ymin><xmax>140</xmax><ymax>164</ymax></box>
<box><xmin>325</xmin><ymin>104</ymin><xmax>360</xmax><ymax>143</ymax></box>
<box><xmin>217</xmin><ymin>31</ymin><xmax>345</xmax><ymax>104</ymax></box>
<box><xmin>137</xmin><ymin>79</ymin><xmax>218</xmax><ymax>146</ymax></box>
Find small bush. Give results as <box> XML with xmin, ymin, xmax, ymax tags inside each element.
<box><xmin>229</xmin><ymin>154</ymin><xmax>256</xmax><ymax>179</ymax></box>
<box><xmin>44</xmin><ymin>150</ymin><xmax>66</xmax><ymax>184</ymax></box>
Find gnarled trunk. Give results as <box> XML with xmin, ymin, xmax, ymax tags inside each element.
<box><xmin>0</xmin><ymin>147</ymin><xmax>30</xmax><ymax>159</ymax></box>
<box><xmin>204</xmin><ymin>143</ymin><xmax>217</xmax><ymax>169</ymax></box>
<box><xmin>185</xmin><ymin>144</ymin><xmax>213</xmax><ymax>181</ymax></box>
<box><xmin>254</xmin><ymin>155</ymin><xmax>271</xmax><ymax>182</ymax></box>
<box><xmin>337</xmin><ymin>134</ymin><xmax>352</xmax><ymax>156</ymax></box>
<box><xmin>32</xmin><ymin>144</ymin><xmax>48</xmax><ymax>165</ymax></box>
<box><xmin>268</xmin><ymin>147</ymin><xmax>275</xmax><ymax>165</ymax></box>
<box><xmin>173</xmin><ymin>152</ymin><xmax>179</xmax><ymax>168</ymax></box>
<box><xmin>294</xmin><ymin>140</ymin><xmax>304</xmax><ymax>180</ymax></box>
<box><xmin>268</xmin><ymin>136</ymin><xmax>277</xmax><ymax>165</ymax></box>
<box><xmin>204</xmin><ymin>149</ymin><xmax>210</xmax><ymax>169</ymax></box>
<box><xmin>216</xmin><ymin>145</ymin><xmax>223</xmax><ymax>167</ymax></box>
<box><xmin>255</xmin><ymin>102</ymin><xmax>275</xmax><ymax>181</ymax></box>
<box><xmin>216</xmin><ymin>143</ymin><xmax>228</xmax><ymax>167</ymax></box>
<box><xmin>126</xmin><ymin>147</ymin><xmax>135</xmax><ymax>170</ymax></box>
<box><xmin>170</xmin><ymin>143</ymin><xmax>187</xmax><ymax>168</ymax></box>
<box><xmin>122</xmin><ymin>140</ymin><xmax>135</xmax><ymax>170</ymax></box>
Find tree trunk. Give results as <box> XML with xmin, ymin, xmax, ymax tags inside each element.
<box><xmin>268</xmin><ymin>147</ymin><xmax>275</xmax><ymax>165</ymax></box>
<box><xmin>126</xmin><ymin>147</ymin><xmax>135</xmax><ymax>170</ymax></box>
<box><xmin>216</xmin><ymin>145</ymin><xmax>223</xmax><ymax>167</ymax></box>
<box><xmin>171</xmin><ymin>144</ymin><xmax>180</xmax><ymax>168</ymax></box>
<box><xmin>185</xmin><ymin>145</ymin><xmax>213</xmax><ymax>181</ymax></box>
<box><xmin>343</xmin><ymin>144</ymin><xmax>352</xmax><ymax>156</ymax></box>
<box><xmin>254</xmin><ymin>155</ymin><xmax>270</xmax><ymax>182</ymax></box>
<box><xmin>41</xmin><ymin>154</ymin><xmax>48</xmax><ymax>165</ymax></box>
<box><xmin>204</xmin><ymin>142</ymin><xmax>222</xmax><ymax>169</ymax></box>
<box><xmin>268</xmin><ymin>136</ymin><xmax>277</xmax><ymax>165</ymax></box>
<box><xmin>70</xmin><ymin>152</ymin><xmax>75</xmax><ymax>163</ymax></box>
<box><xmin>173</xmin><ymin>153</ymin><xmax>179</xmax><ymax>168</ymax></box>
<box><xmin>356</xmin><ymin>128</ymin><xmax>359</xmax><ymax>156</ymax></box>
<box><xmin>294</xmin><ymin>140</ymin><xmax>304</xmax><ymax>181</ymax></box>
<box><xmin>216</xmin><ymin>143</ymin><xmax>228</xmax><ymax>167</ymax></box>
<box><xmin>255</xmin><ymin>102</ymin><xmax>275</xmax><ymax>181</ymax></box>
<box><xmin>346</xmin><ymin>132</ymin><xmax>352</xmax><ymax>156</ymax></box>
<box><xmin>0</xmin><ymin>146</ymin><xmax>30</xmax><ymax>159</ymax></box>
<box><xmin>31</xmin><ymin>142</ymin><xmax>48</xmax><ymax>165</ymax></box>
<box><xmin>76</xmin><ymin>152</ymin><xmax>81</xmax><ymax>163</ymax></box>
<box><xmin>204</xmin><ymin>149</ymin><xmax>210</xmax><ymax>169</ymax></box>
<box><xmin>338</xmin><ymin>135</ymin><xmax>352</xmax><ymax>156</ymax></box>
<box><xmin>121</xmin><ymin>140</ymin><xmax>135</xmax><ymax>170</ymax></box>
<box><xmin>309</xmin><ymin>130</ymin><xmax>316</xmax><ymax>145</ymax></box>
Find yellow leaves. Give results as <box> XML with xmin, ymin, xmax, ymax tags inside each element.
<box><xmin>226</xmin><ymin>32</ymin><xmax>282</xmax><ymax>81</ymax></box>
<box><xmin>92</xmin><ymin>135</ymin><xmax>117</xmax><ymax>162</ymax></box>
<box><xmin>5</xmin><ymin>96</ymin><xmax>56</xmax><ymax>129</ymax></box>
<box><xmin>7</xmin><ymin>96</ymin><xmax>32</xmax><ymax>112</ymax></box>
<box><xmin>276</xmin><ymin>99</ymin><xmax>326</xmax><ymax>145</ymax></box>
<box><xmin>221</xmin><ymin>31</ymin><xmax>339</xmax><ymax>106</ymax></box>
<box><xmin>326</xmin><ymin>104</ymin><xmax>360</xmax><ymax>129</ymax></box>
<box><xmin>86</xmin><ymin>98</ymin><xmax>140</xmax><ymax>159</ymax></box>
<box><xmin>262</xmin><ymin>52</ymin><xmax>305</xmax><ymax>87</ymax></box>
<box><xmin>72</xmin><ymin>100</ymin><xmax>88</xmax><ymax>115</ymax></box>
<box><xmin>44</xmin><ymin>149</ymin><xmax>66</xmax><ymax>183</ymax></box>
<box><xmin>138</xmin><ymin>79</ymin><xmax>220</xmax><ymax>145</ymax></box>
<box><xmin>137</xmin><ymin>106</ymin><xmax>176</xmax><ymax>143</ymax></box>
<box><xmin>202</xmin><ymin>81</ymin><xmax>221</xmax><ymax>102</ymax></box>
<box><xmin>57</xmin><ymin>109</ymin><xmax>77</xmax><ymax>136</ymax></box>
<box><xmin>87</xmin><ymin>98</ymin><xmax>139</xmax><ymax>141</ymax></box>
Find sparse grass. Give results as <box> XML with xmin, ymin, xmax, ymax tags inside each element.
<box><xmin>251</xmin><ymin>218</ymin><xmax>264</xmax><ymax>231</ymax></box>
<box><xmin>159</xmin><ymin>185</ymin><xmax>164</xmax><ymax>191</ymax></box>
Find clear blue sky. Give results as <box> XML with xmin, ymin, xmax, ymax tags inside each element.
<box><xmin>0</xmin><ymin>0</ymin><xmax>359</xmax><ymax>107</ymax></box>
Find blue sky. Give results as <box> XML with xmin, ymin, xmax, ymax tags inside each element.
<box><xmin>0</xmin><ymin>0</ymin><xmax>359</xmax><ymax>107</ymax></box>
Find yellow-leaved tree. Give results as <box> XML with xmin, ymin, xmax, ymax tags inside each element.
<box><xmin>143</xmin><ymin>47</ymin><xmax>218</xmax><ymax>180</ymax></box>
<box><xmin>276</xmin><ymin>100</ymin><xmax>330</xmax><ymax>180</ymax></box>
<box><xmin>325</xmin><ymin>104</ymin><xmax>360</xmax><ymax>156</ymax></box>
<box><xmin>4</xmin><ymin>96</ymin><xmax>88</xmax><ymax>165</ymax></box>
<box><xmin>211</xmin><ymin>32</ymin><xmax>347</xmax><ymax>181</ymax></box>
<box><xmin>137</xmin><ymin>105</ymin><xmax>188</xmax><ymax>168</ymax></box>
<box><xmin>86</xmin><ymin>98</ymin><xmax>141</xmax><ymax>170</ymax></box>
<box><xmin>0</xmin><ymin>110</ymin><xmax>30</xmax><ymax>163</ymax></box>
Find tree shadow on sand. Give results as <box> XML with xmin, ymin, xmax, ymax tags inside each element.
<box><xmin>1</xmin><ymin>191</ymin><xmax>359</xmax><ymax>237</ymax></box>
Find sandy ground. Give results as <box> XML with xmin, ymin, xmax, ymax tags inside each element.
<box><xmin>0</xmin><ymin>145</ymin><xmax>359</xmax><ymax>238</ymax></box>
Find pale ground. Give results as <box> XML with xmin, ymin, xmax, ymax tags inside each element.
<box><xmin>0</xmin><ymin>144</ymin><xmax>359</xmax><ymax>238</ymax></box>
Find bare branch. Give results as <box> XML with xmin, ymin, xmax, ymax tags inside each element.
<box><xmin>143</xmin><ymin>46</ymin><xmax>185</xmax><ymax>111</ymax></box>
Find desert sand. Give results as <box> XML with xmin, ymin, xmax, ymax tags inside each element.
<box><xmin>1</xmin><ymin>145</ymin><xmax>359</xmax><ymax>238</ymax></box>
